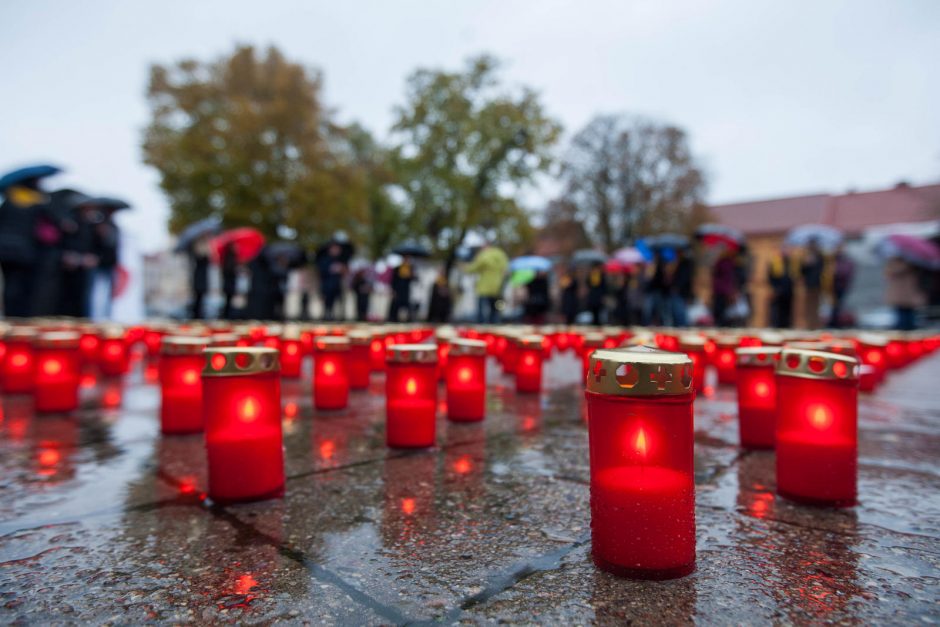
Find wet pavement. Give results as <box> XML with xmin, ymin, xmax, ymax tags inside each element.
<box><xmin>1</xmin><ymin>350</ymin><xmax>938</xmax><ymax>624</ymax></box>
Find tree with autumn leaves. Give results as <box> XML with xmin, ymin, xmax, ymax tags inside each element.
<box><xmin>143</xmin><ymin>45</ymin><xmax>707</xmax><ymax>262</ymax></box>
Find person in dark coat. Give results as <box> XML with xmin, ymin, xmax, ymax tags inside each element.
<box><xmin>87</xmin><ymin>208</ymin><xmax>120</xmax><ymax>320</ymax></box>
<box><xmin>524</xmin><ymin>270</ymin><xmax>551</xmax><ymax>324</ymax></box>
<box><xmin>190</xmin><ymin>239</ymin><xmax>210</xmax><ymax>319</ymax></box>
<box><xmin>245</xmin><ymin>254</ymin><xmax>275</xmax><ymax>320</ymax></box>
<box><xmin>559</xmin><ymin>270</ymin><xmax>579</xmax><ymax>324</ymax></box>
<box><xmin>350</xmin><ymin>266</ymin><xmax>372</xmax><ymax>321</ymax></box>
<box><xmin>221</xmin><ymin>243</ymin><xmax>238</xmax><ymax>319</ymax></box>
<box><xmin>388</xmin><ymin>256</ymin><xmax>415</xmax><ymax>322</ymax></box>
<box><xmin>827</xmin><ymin>245</ymin><xmax>855</xmax><ymax>328</ymax></box>
<box><xmin>0</xmin><ymin>179</ymin><xmax>46</xmax><ymax>317</ymax></box>
<box><xmin>586</xmin><ymin>262</ymin><xmax>607</xmax><ymax>325</ymax></box>
<box><xmin>768</xmin><ymin>250</ymin><xmax>794</xmax><ymax>328</ymax></box>
<box><xmin>712</xmin><ymin>250</ymin><xmax>738</xmax><ymax>327</ymax></box>
<box><xmin>801</xmin><ymin>239</ymin><xmax>825</xmax><ymax>329</ymax></box>
<box><xmin>670</xmin><ymin>248</ymin><xmax>694</xmax><ymax>327</ymax></box>
<box><xmin>426</xmin><ymin>271</ymin><xmax>453</xmax><ymax>323</ymax></box>
<box><xmin>29</xmin><ymin>189</ymin><xmax>83</xmax><ymax>315</ymax></box>
<box><xmin>317</xmin><ymin>243</ymin><xmax>346</xmax><ymax>321</ymax></box>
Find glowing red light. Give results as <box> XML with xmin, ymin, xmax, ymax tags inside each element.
<box><xmin>808</xmin><ymin>404</ymin><xmax>833</xmax><ymax>430</ymax></box>
<box><xmin>179</xmin><ymin>477</ymin><xmax>197</xmax><ymax>494</ymax></box>
<box><xmin>405</xmin><ymin>377</ymin><xmax>417</xmax><ymax>396</ymax></box>
<box><xmin>371</xmin><ymin>340</ymin><xmax>382</xmax><ymax>353</ymax></box>
<box><xmin>634</xmin><ymin>428</ymin><xmax>649</xmax><ymax>457</ymax></box>
<box><xmin>10</xmin><ymin>353</ymin><xmax>28</xmax><ymax>367</ymax></box>
<box><xmin>754</xmin><ymin>381</ymin><xmax>770</xmax><ymax>398</ymax></box>
<box><xmin>523</xmin><ymin>355</ymin><xmax>535</xmax><ymax>367</ymax></box>
<box><xmin>38</xmin><ymin>448</ymin><xmax>60</xmax><ymax>467</ymax></box>
<box><xmin>866</xmin><ymin>350</ymin><xmax>881</xmax><ymax>364</ymax></box>
<box><xmin>319</xmin><ymin>439</ymin><xmax>335</xmax><ymax>460</ymax></box>
<box><xmin>457</xmin><ymin>367</ymin><xmax>473</xmax><ymax>383</ymax></box>
<box><xmin>285</xmin><ymin>344</ymin><xmax>298</xmax><ymax>355</ymax></box>
<box><xmin>211</xmin><ymin>354</ymin><xmax>226</xmax><ymax>370</ymax></box>
<box><xmin>453</xmin><ymin>456</ymin><xmax>473</xmax><ymax>475</ymax></box>
<box><xmin>103</xmin><ymin>390</ymin><xmax>121</xmax><ymax>407</ymax></box>
<box><xmin>42</xmin><ymin>359</ymin><xmax>63</xmax><ymax>376</ymax></box>
<box><xmin>239</xmin><ymin>397</ymin><xmax>260</xmax><ymax>422</ymax></box>
<box><xmin>283</xmin><ymin>402</ymin><xmax>298</xmax><ymax>418</ymax></box>
<box><xmin>181</xmin><ymin>369</ymin><xmax>199</xmax><ymax>385</ymax></box>
<box><xmin>719</xmin><ymin>351</ymin><xmax>733</xmax><ymax>365</ymax></box>
<box><xmin>105</xmin><ymin>344</ymin><xmax>122</xmax><ymax>358</ymax></box>
<box><xmin>234</xmin><ymin>574</ymin><xmax>258</xmax><ymax>595</ymax></box>
<box><xmin>322</xmin><ymin>360</ymin><xmax>336</xmax><ymax>376</ymax></box>
<box><xmin>401</xmin><ymin>497</ymin><xmax>416</xmax><ymax>515</ymax></box>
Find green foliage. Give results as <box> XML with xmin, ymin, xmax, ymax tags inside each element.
<box><xmin>142</xmin><ymin>45</ymin><xmax>385</xmax><ymax>251</ymax></box>
<box><xmin>391</xmin><ymin>55</ymin><xmax>562</xmax><ymax>266</ymax></box>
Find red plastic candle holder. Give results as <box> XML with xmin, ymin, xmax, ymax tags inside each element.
<box><xmin>97</xmin><ymin>328</ymin><xmax>129</xmax><ymax>377</ymax></box>
<box><xmin>279</xmin><ymin>334</ymin><xmax>303</xmax><ymax>379</ymax></box>
<box><xmin>159</xmin><ymin>337</ymin><xmax>209</xmax><ymax>434</ymax></box>
<box><xmin>34</xmin><ymin>331</ymin><xmax>82</xmax><ymax>413</ymax></box>
<box><xmin>446</xmin><ymin>339</ymin><xmax>487</xmax><ymax>422</ymax></box>
<box><xmin>735</xmin><ymin>347</ymin><xmax>781</xmax><ymax>449</ymax></box>
<box><xmin>712</xmin><ymin>335</ymin><xmax>739</xmax><ymax>384</ymax></box>
<box><xmin>143</xmin><ymin>328</ymin><xmax>166</xmax><ymax>357</ymax></box>
<box><xmin>515</xmin><ymin>335</ymin><xmax>544</xmax><ymax>394</ymax></box>
<box><xmin>370</xmin><ymin>335</ymin><xmax>387</xmax><ymax>371</ymax></box>
<box><xmin>79</xmin><ymin>328</ymin><xmax>100</xmax><ymax>363</ymax></box>
<box><xmin>501</xmin><ymin>334</ymin><xmax>520</xmax><ymax>374</ymax></box>
<box><xmin>581</xmin><ymin>333</ymin><xmax>606</xmax><ymax>383</ymax></box>
<box><xmin>202</xmin><ymin>347</ymin><xmax>284</xmax><ymax>503</ymax></box>
<box><xmin>347</xmin><ymin>331</ymin><xmax>373</xmax><ymax>389</ymax></box>
<box><xmin>313</xmin><ymin>336</ymin><xmax>350</xmax><ymax>410</ymax></box>
<box><xmin>678</xmin><ymin>335</ymin><xmax>707</xmax><ymax>392</ymax></box>
<box><xmin>585</xmin><ymin>346</ymin><xmax>696</xmax><ymax>580</ymax></box>
<box><xmin>385</xmin><ymin>344</ymin><xmax>438</xmax><ymax>448</ymax></box>
<box><xmin>2</xmin><ymin>327</ymin><xmax>37</xmax><ymax>394</ymax></box>
<box><xmin>775</xmin><ymin>347</ymin><xmax>859</xmax><ymax>507</ymax></box>
<box><xmin>856</xmin><ymin>333</ymin><xmax>888</xmax><ymax>388</ymax></box>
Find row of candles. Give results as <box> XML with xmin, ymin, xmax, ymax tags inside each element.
<box><xmin>1</xmin><ymin>319</ymin><xmax>937</xmax><ymax>582</ymax></box>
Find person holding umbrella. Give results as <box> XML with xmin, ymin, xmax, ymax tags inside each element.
<box><xmin>317</xmin><ymin>241</ymin><xmax>348</xmax><ymax>321</ymax></box>
<box><xmin>464</xmin><ymin>242</ymin><xmax>509</xmax><ymax>324</ymax></box>
<box><xmin>388</xmin><ymin>255</ymin><xmax>416</xmax><ymax>322</ymax></box>
<box><xmin>800</xmin><ymin>238</ymin><xmax>825</xmax><ymax>329</ymax></box>
<box><xmin>83</xmin><ymin>198</ymin><xmax>129</xmax><ymax>321</ymax></box>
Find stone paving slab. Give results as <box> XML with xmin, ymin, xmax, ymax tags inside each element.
<box><xmin>0</xmin><ymin>350</ymin><xmax>938</xmax><ymax>624</ymax></box>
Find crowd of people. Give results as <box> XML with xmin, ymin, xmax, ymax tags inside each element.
<box><xmin>0</xmin><ymin>172</ymin><xmax>124</xmax><ymax>320</ymax></box>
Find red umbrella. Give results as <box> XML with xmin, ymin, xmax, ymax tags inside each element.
<box><xmin>604</xmin><ymin>258</ymin><xmax>636</xmax><ymax>274</ymax></box>
<box><xmin>209</xmin><ymin>228</ymin><xmax>266</xmax><ymax>264</ymax></box>
<box><xmin>695</xmin><ymin>224</ymin><xmax>745</xmax><ymax>251</ymax></box>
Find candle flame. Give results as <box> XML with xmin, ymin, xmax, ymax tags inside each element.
<box><xmin>10</xmin><ymin>353</ymin><xmax>28</xmax><ymax>367</ymax></box>
<box><xmin>634</xmin><ymin>428</ymin><xmax>649</xmax><ymax>457</ymax></box>
<box><xmin>182</xmin><ymin>369</ymin><xmax>198</xmax><ymax>385</ymax></box>
<box><xmin>808</xmin><ymin>404</ymin><xmax>833</xmax><ymax>429</ymax></box>
<box><xmin>319</xmin><ymin>439</ymin><xmax>335</xmax><ymax>460</ymax></box>
<box><xmin>322</xmin><ymin>360</ymin><xmax>336</xmax><ymax>376</ymax></box>
<box><xmin>457</xmin><ymin>367</ymin><xmax>473</xmax><ymax>383</ymax></box>
<box><xmin>286</xmin><ymin>344</ymin><xmax>298</xmax><ymax>356</ymax></box>
<box><xmin>453</xmin><ymin>455</ymin><xmax>473</xmax><ymax>475</ymax></box>
<box><xmin>240</xmin><ymin>397</ymin><xmax>260</xmax><ymax>422</ymax></box>
<box><xmin>405</xmin><ymin>377</ymin><xmax>417</xmax><ymax>395</ymax></box>
<box><xmin>401</xmin><ymin>497</ymin><xmax>416</xmax><ymax>515</ymax></box>
<box><xmin>38</xmin><ymin>448</ymin><xmax>60</xmax><ymax>467</ymax></box>
<box><xmin>42</xmin><ymin>359</ymin><xmax>63</xmax><ymax>376</ymax></box>
<box><xmin>754</xmin><ymin>381</ymin><xmax>770</xmax><ymax>399</ymax></box>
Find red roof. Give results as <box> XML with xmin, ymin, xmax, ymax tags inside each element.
<box><xmin>710</xmin><ymin>183</ymin><xmax>940</xmax><ymax>236</ymax></box>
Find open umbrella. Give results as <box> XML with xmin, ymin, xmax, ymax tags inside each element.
<box><xmin>876</xmin><ymin>234</ymin><xmax>940</xmax><ymax>270</ymax></box>
<box><xmin>315</xmin><ymin>238</ymin><xmax>355</xmax><ymax>264</ymax></box>
<box><xmin>79</xmin><ymin>196</ymin><xmax>131</xmax><ymax>212</ymax></box>
<box><xmin>572</xmin><ymin>249</ymin><xmax>608</xmax><ymax>266</ymax></box>
<box><xmin>695</xmin><ymin>224</ymin><xmax>745</xmax><ymax>250</ymax></box>
<box><xmin>642</xmin><ymin>233</ymin><xmax>690</xmax><ymax>250</ymax></box>
<box><xmin>264</xmin><ymin>241</ymin><xmax>307</xmax><ymax>268</ymax></box>
<box><xmin>0</xmin><ymin>164</ymin><xmax>62</xmax><ymax>191</ymax></box>
<box><xmin>509</xmin><ymin>255</ymin><xmax>552</xmax><ymax>273</ymax></box>
<box><xmin>209</xmin><ymin>227</ymin><xmax>266</xmax><ymax>264</ymax></box>
<box><xmin>509</xmin><ymin>268</ymin><xmax>537</xmax><ymax>286</ymax></box>
<box><xmin>392</xmin><ymin>241</ymin><xmax>431</xmax><ymax>258</ymax></box>
<box><xmin>604</xmin><ymin>258</ymin><xmax>636</xmax><ymax>274</ymax></box>
<box><xmin>786</xmin><ymin>224</ymin><xmax>843</xmax><ymax>253</ymax></box>
<box><xmin>613</xmin><ymin>247</ymin><xmax>645</xmax><ymax>265</ymax></box>
<box><xmin>175</xmin><ymin>216</ymin><xmax>222</xmax><ymax>253</ymax></box>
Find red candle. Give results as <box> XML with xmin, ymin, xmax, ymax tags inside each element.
<box><xmin>501</xmin><ymin>333</ymin><xmax>520</xmax><ymax>374</ymax></box>
<box><xmin>159</xmin><ymin>336</ymin><xmax>208</xmax><ymax>434</ymax></box>
<box><xmin>856</xmin><ymin>333</ymin><xmax>888</xmax><ymax>388</ymax></box>
<box><xmin>143</xmin><ymin>327</ymin><xmax>166</xmax><ymax>357</ymax></box>
<box><xmin>775</xmin><ymin>347</ymin><xmax>859</xmax><ymax>507</ymax></box>
<box><xmin>581</xmin><ymin>333</ymin><xmax>606</xmax><ymax>383</ymax></box>
<box><xmin>678</xmin><ymin>335</ymin><xmax>707</xmax><ymax>393</ymax></box>
<box><xmin>97</xmin><ymin>327</ymin><xmax>129</xmax><ymax>377</ymax></box>
<box><xmin>445</xmin><ymin>339</ymin><xmax>487</xmax><ymax>422</ymax></box>
<box><xmin>313</xmin><ymin>336</ymin><xmax>350</xmax><ymax>410</ymax></box>
<box><xmin>347</xmin><ymin>330</ymin><xmax>373</xmax><ymax>389</ymax></box>
<box><xmin>515</xmin><ymin>335</ymin><xmax>544</xmax><ymax>394</ymax></box>
<box><xmin>78</xmin><ymin>328</ymin><xmax>100</xmax><ymax>363</ymax></box>
<box><xmin>385</xmin><ymin>344</ymin><xmax>438</xmax><ymax>448</ymax></box>
<box><xmin>586</xmin><ymin>346</ymin><xmax>696</xmax><ymax>579</ymax></box>
<box><xmin>735</xmin><ymin>347</ymin><xmax>781</xmax><ymax>449</ymax></box>
<box><xmin>370</xmin><ymin>335</ymin><xmax>387</xmax><ymax>372</ymax></box>
<box><xmin>279</xmin><ymin>334</ymin><xmax>303</xmax><ymax>379</ymax></box>
<box><xmin>2</xmin><ymin>327</ymin><xmax>37</xmax><ymax>393</ymax></box>
<box><xmin>712</xmin><ymin>335</ymin><xmax>739</xmax><ymax>385</ymax></box>
<box><xmin>34</xmin><ymin>331</ymin><xmax>81</xmax><ymax>413</ymax></box>
<box><xmin>435</xmin><ymin>332</ymin><xmax>454</xmax><ymax>381</ymax></box>
<box><xmin>202</xmin><ymin>347</ymin><xmax>284</xmax><ymax>503</ymax></box>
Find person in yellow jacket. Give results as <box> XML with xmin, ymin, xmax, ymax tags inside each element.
<box><xmin>464</xmin><ymin>244</ymin><xmax>509</xmax><ymax>324</ymax></box>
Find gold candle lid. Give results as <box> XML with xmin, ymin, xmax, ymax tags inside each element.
<box><xmin>209</xmin><ymin>333</ymin><xmax>240</xmax><ymax>347</ymax></box>
<box><xmin>586</xmin><ymin>346</ymin><xmax>693</xmax><ymax>397</ymax></box>
<box><xmin>202</xmin><ymin>347</ymin><xmax>280</xmax><ymax>377</ymax></box>
<box><xmin>582</xmin><ymin>333</ymin><xmax>606</xmax><ymax>349</ymax></box>
<box><xmin>162</xmin><ymin>336</ymin><xmax>209</xmax><ymax>356</ymax></box>
<box><xmin>516</xmin><ymin>334</ymin><xmax>544</xmax><ymax>350</ymax></box>
<box><xmin>347</xmin><ymin>330</ymin><xmax>373</xmax><ymax>346</ymax></box>
<box><xmin>735</xmin><ymin>346</ymin><xmax>781</xmax><ymax>367</ymax></box>
<box><xmin>449</xmin><ymin>338</ymin><xmax>487</xmax><ymax>356</ymax></box>
<box><xmin>856</xmin><ymin>333</ymin><xmax>888</xmax><ymax>348</ymax></box>
<box><xmin>775</xmin><ymin>347</ymin><xmax>859</xmax><ymax>382</ymax></box>
<box><xmin>314</xmin><ymin>336</ymin><xmax>350</xmax><ymax>352</ymax></box>
<box><xmin>100</xmin><ymin>326</ymin><xmax>126</xmax><ymax>340</ymax></box>
<box><xmin>35</xmin><ymin>331</ymin><xmax>81</xmax><ymax>349</ymax></box>
<box><xmin>678</xmin><ymin>334</ymin><xmax>707</xmax><ymax>352</ymax></box>
<box><xmin>757</xmin><ymin>331</ymin><xmax>785</xmax><ymax>346</ymax></box>
<box><xmin>713</xmin><ymin>335</ymin><xmax>740</xmax><ymax>349</ymax></box>
<box><xmin>5</xmin><ymin>326</ymin><xmax>38</xmax><ymax>341</ymax></box>
<box><xmin>386</xmin><ymin>343</ymin><xmax>438</xmax><ymax>364</ymax></box>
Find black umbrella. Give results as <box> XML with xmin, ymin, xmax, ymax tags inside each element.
<box><xmin>175</xmin><ymin>216</ymin><xmax>223</xmax><ymax>253</ymax></box>
<box><xmin>392</xmin><ymin>241</ymin><xmax>431</xmax><ymax>258</ymax></box>
<box><xmin>80</xmin><ymin>196</ymin><xmax>131</xmax><ymax>211</ymax></box>
<box><xmin>0</xmin><ymin>164</ymin><xmax>62</xmax><ymax>191</ymax></box>
<box><xmin>265</xmin><ymin>241</ymin><xmax>308</xmax><ymax>268</ymax></box>
<box><xmin>571</xmin><ymin>249</ymin><xmax>608</xmax><ymax>265</ymax></box>
<box><xmin>315</xmin><ymin>239</ymin><xmax>355</xmax><ymax>264</ymax></box>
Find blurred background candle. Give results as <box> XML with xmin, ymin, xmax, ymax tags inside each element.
<box><xmin>78</xmin><ymin>326</ymin><xmax>100</xmax><ymax>364</ymax></box>
<box><xmin>446</xmin><ymin>338</ymin><xmax>487</xmax><ymax>422</ymax></box>
<box><xmin>159</xmin><ymin>336</ymin><xmax>208</xmax><ymax>434</ymax></box>
<box><xmin>580</xmin><ymin>333</ymin><xmax>605</xmax><ymax>383</ymax></box>
<box><xmin>97</xmin><ymin>327</ymin><xmax>129</xmax><ymax>377</ymax></box>
<box><xmin>34</xmin><ymin>331</ymin><xmax>81</xmax><ymax>413</ymax></box>
<box><xmin>2</xmin><ymin>327</ymin><xmax>37</xmax><ymax>394</ymax></box>
<box><xmin>856</xmin><ymin>333</ymin><xmax>888</xmax><ymax>390</ymax></box>
<box><xmin>202</xmin><ymin>347</ymin><xmax>283</xmax><ymax>503</ymax></box>
<box><xmin>678</xmin><ymin>335</ymin><xmax>707</xmax><ymax>393</ymax></box>
<box><xmin>313</xmin><ymin>336</ymin><xmax>350</xmax><ymax>410</ymax></box>
<box><xmin>515</xmin><ymin>335</ymin><xmax>544</xmax><ymax>394</ymax></box>
<box><xmin>278</xmin><ymin>328</ymin><xmax>303</xmax><ymax>378</ymax></box>
<box><xmin>712</xmin><ymin>335</ymin><xmax>739</xmax><ymax>385</ymax></box>
<box><xmin>385</xmin><ymin>344</ymin><xmax>438</xmax><ymax>448</ymax></box>
<box><xmin>735</xmin><ymin>347</ymin><xmax>781</xmax><ymax>449</ymax></box>
<box><xmin>775</xmin><ymin>347</ymin><xmax>859</xmax><ymax>507</ymax></box>
<box><xmin>435</xmin><ymin>327</ymin><xmax>456</xmax><ymax>381</ymax></box>
<box><xmin>347</xmin><ymin>330</ymin><xmax>373</xmax><ymax>389</ymax></box>
<box><xmin>370</xmin><ymin>334</ymin><xmax>387</xmax><ymax>371</ymax></box>
<box><xmin>585</xmin><ymin>346</ymin><xmax>696</xmax><ymax>580</ymax></box>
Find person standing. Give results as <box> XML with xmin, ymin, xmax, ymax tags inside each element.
<box><xmin>59</xmin><ymin>196</ymin><xmax>95</xmax><ymax>317</ymax></box>
<box><xmin>885</xmin><ymin>257</ymin><xmax>925</xmax><ymax>331</ymax></box>
<box><xmin>711</xmin><ymin>249</ymin><xmax>738</xmax><ymax>327</ymax></box>
<box><xmin>800</xmin><ymin>239</ymin><xmax>824</xmax><ymax>329</ymax></box>
<box><xmin>317</xmin><ymin>242</ymin><xmax>347</xmax><ymax>321</ymax></box>
<box><xmin>767</xmin><ymin>250</ymin><xmax>794</xmax><ymax>328</ymax></box>
<box><xmin>0</xmin><ymin>179</ymin><xmax>46</xmax><ymax>317</ymax></box>
<box><xmin>190</xmin><ymin>238</ymin><xmax>210</xmax><ymax>319</ymax></box>
<box><xmin>524</xmin><ymin>270</ymin><xmax>551</xmax><ymax>324</ymax></box>
<box><xmin>559</xmin><ymin>270</ymin><xmax>580</xmax><ymax>324</ymax></box>
<box><xmin>671</xmin><ymin>248</ymin><xmax>693</xmax><ymax>327</ymax></box>
<box><xmin>464</xmin><ymin>244</ymin><xmax>508</xmax><ymax>324</ymax></box>
<box><xmin>827</xmin><ymin>245</ymin><xmax>855</xmax><ymax>328</ymax></box>
<box><xmin>221</xmin><ymin>242</ymin><xmax>239</xmax><ymax>319</ymax></box>
<box><xmin>88</xmin><ymin>208</ymin><xmax>120</xmax><ymax>321</ymax></box>
<box><xmin>426</xmin><ymin>271</ymin><xmax>453</xmax><ymax>323</ymax></box>
<box><xmin>585</xmin><ymin>261</ymin><xmax>606</xmax><ymax>325</ymax></box>
<box><xmin>350</xmin><ymin>266</ymin><xmax>373</xmax><ymax>321</ymax></box>
<box><xmin>388</xmin><ymin>256</ymin><xmax>415</xmax><ymax>322</ymax></box>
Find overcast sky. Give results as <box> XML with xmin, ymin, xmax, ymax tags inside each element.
<box><xmin>2</xmin><ymin>0</ymin><xmax>938</xmax><ymax>252</ymax></box>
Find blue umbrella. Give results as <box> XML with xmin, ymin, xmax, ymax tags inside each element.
<box><xmin>0</xmin><ymin>164</ymin><xmax>62</xmax><ymax>191</ymax></box>
<box><xmin>785</xmin><ymin>224</ymin><xmax>843</xmax><ymax>253</ymax></box>
<box><xmin>509</xmin><ymin>255</ymin><xmax>553</xmax><ymax>272</ymax></box>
